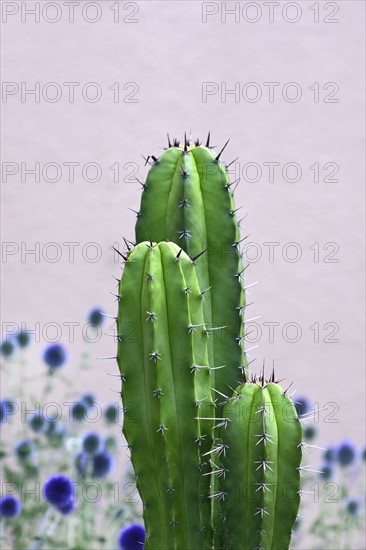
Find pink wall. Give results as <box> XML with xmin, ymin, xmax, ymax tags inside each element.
<box><xmin>2</xmin><ymin>0</ymin><xmax>365</xmax><ymax>463</ymax></box>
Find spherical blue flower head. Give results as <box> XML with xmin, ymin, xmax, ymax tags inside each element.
<box><xmin>303</xmin><ymin>425</ymin><xmax>317</xmax><ymax>441</ymax></box>
<box><xmin>71</xmin><ymin>401</ymin><xmax>87</xmax><ymax>422</ymax></box>
<box><xmin>43</xmin><ymin>475</ymin><xmax>74</xmax><ymax>508</ymax></box>
<box><xmin>80</xmin><ymin>393</ymin><xmax>96</xmax><ymax>408</ymax></box>
<box><xmin>28</xmin><ymin>413</ymin><xmax>46</xmax><ymax>433</ymax></box>
<box><xmin>0</xmin><ymin>495</ymin><xmax>22</xmax><ymax>519</ymax></box>
<box><xmin>103</xmin><ymin>403</ymin><xmax>120</xmax><ymax>424</ymax></box>
<box><xmin>82</xmin><ymin>432</ymin><xmax>103</xmax><ymax>455</ymax></box>
<box><xmin>43</xmin><ymin>344</ymin><xmax>67</xmax><ymax>369</ymax></box>
<box><xmin>87</xmin><ymin>308</ymin><xmax>105</xmax><ymax>327</ymax></box>
<box><xmin>323</xmin><ymin>446</ymin><xmax>336</xmax><ymax>462</ymax></box>
<box><xmin>16</xmin><ymin>331</ymin><xmax>30</xmax><ymax>348</ymax></box>
<box><xmin>0</xmin><ymin>401</ymin><xmax>8</xmax><ymax>423</ymax></box>
<box><xmin>118</xmin><ymin>524</ymin><xmax>145</xmax><ymax>550</ymax></box>
<box><xmin>75</xmin><ymin>452</ymin><xmax>89</xmax><ymax>477</ymax></box>
<box><xmin>336</xmin><ymin>440</ymin><xmax>356</xmax><ymax>466</ymax></box>
<box><xmin>294</xmin><ymin>395</ymin><xmax>311</xmax><ymax>417</ymax></box>
<box><xmin>15</xmin><ymin>439</ymin><xmax>34</xmax><ymax>461</ymax></box>
<box><xmin>344</xmin><ymin>497</ymin><xmax>362</xmax><ymax>516</ymax></box>
<box><xmin>1</xmin><ymin>340</ymin><xmax>15</xmax><ymax>358</ymax></box>
<box><xmin>92</xmin><ymin>450</ymin><xmax>114</xmax><ymax>478</ymax></box>
<box><xmin>319</xmin><ymin>462</ymin><xmax>333</xmax><ymax>480</ymax></box>
<box><xmin>3</xmin><ymin>399</ymin><xmax>16</xmax><ymax>415</ymax></box>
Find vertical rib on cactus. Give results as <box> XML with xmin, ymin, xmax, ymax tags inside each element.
<box><xmin>214</xmin><ymin>381</ymin><xmax>302</xmax><ymax>550</ymax></box>
<box><xmin>135</xmin><ymin>138</ymin><xmax>247</xmax><ymax>398</ymax></box>
<box><xmin>116</xmin><ymin>241</ymin><xmax>213</xmax><ymax>550</ymax></box>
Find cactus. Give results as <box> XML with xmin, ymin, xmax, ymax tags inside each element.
<box><xmin>112</xmin><ymin>134</ymin><xmax>304</xmax><ymax>550</ymax></box>
<box><xmin>212</xmin><ymin>376</ymin><xmax>302</xmax><ymax>549</ymax></box>
<box><xmin>135</xmin><ymin>135</ymin><xmax>247</xmax><ymax>397</ymax></box>
<box><xmin>116</xmin><ymin>240</ymin><xmax>214</xmax><ymax>550</ymax></box>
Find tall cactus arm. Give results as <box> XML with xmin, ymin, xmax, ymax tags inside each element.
<box><xmin>135</xmin><ymin>138</ymin><xmax>246</xmax><ymax>399</ymax></box>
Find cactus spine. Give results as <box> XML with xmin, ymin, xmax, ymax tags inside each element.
<box><xmin>135</xmin><ymin>136</ymin><xmax>247</xmax><ymax>397</ymax></box>
<box><xmin>116</xmin><ymin>241</ymin><xmax>214</xmax><ymax>549</ymax></box>
<box><xmin>213</xmin><ymin>378</ymin><xmax>302</xmax><ymax>549</ymax></box>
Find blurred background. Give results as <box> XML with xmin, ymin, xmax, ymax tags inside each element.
<box><xmin>1</xmin><ymin>1</ymin><xmax>365</xmax><ymax>548</ymax></box>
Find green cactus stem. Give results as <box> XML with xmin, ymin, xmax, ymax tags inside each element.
<box><xmin>135</xmin><ymin>134</ymin><xmax>248</xmax><ymax>398</ymax></box>
<box><xmin>212</xmin><ymin>375</ymin><xmax>302</xmax><ymax>550</ymax></box>
<box><xmin>116</xmin><ymin>241</ymin><xmax>214</xmax><ymax>550</ymax></box>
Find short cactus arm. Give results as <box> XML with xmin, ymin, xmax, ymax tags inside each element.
<box><xmin>264</xmin><ymin>384</ymin><xmax>302</xmax><ymax>550</ymax></box>
<box><xmin>215</xmin><ymin>381</ymin><xmax>302</xmax><ymax>550</ymax></box>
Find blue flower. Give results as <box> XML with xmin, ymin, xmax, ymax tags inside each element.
<box><xmin>80</xmin><ymin>393</ymin><xmax>96</xmax><ymax>408</ymax></box>
<box><xmin>0</xmin><ymin>495</ymin><xmax>21</xmax><ymax>519</ymax></box>
<box><xmin>43</xmin><ymin>475</ymin><xmax>74</xmax><ymax>509</ymax></box>
<box><xmin>319</xmin><ymin>462</ymin><xmax>333</xmax><ymax>480</ymax></box>
<box><xmin>16</xmin><ymin>331</ymin><xmax>31</xmax><ymax>348</ymax></box>
<box><xmin>82</xmin><ymin>432</ymin><xmax>103</xmax><ymax>455</ymax></box>
<box><xmin>336</xmin><ymin>440</ymin><xmax>356</xmax><ymax>467</ymax></box>
<box><xmin>75</xmin><ymin>452</ymin><xmax>89</xmax><ymax>477</ymax></box>
<box><xmin>303</xmin><ymin>425</ymin><xmax>317</xmax><ymax>441</ymax></box>
<box><xmin>71</xmin><ymin>401</ymin><xmax>87</xmax><ymax>422</ymax></box>
<box><xmin>103</xmin><ymin>403</ymin><xmax>121</xmax><ymax>424</ymax></box>
<box><xmin>92</xmin><ymin>450</ymin><xmax>114</xmax><ymax>478</ymax></box>
<box><xmin>15</xmin><ymin>439</ymin><xmax>34</xmax><ymax>462</ymax></box>
<box><xmin>28</xmin><ymin>412</ymin><xmax>46</xmax><ymax>433</ymax></box>
<box><xmin>43</xmin><ymin>344</ymin><xmax>67</xmax><ymax>369</ymax></box>
<box><xmin>344</xmin><ymin>497</ymin><xmax>362</xmax><ymax>516</ymax></box>
<box><xmin>294</xmin><ymin>396</ymin><xmax>311</xmax><ymax>417</ymax></box>
<box><xmin>3</xmin><ymin>399</ymin><xmax>16</xmax><ymax>415</ymax></box>
<box><xmin>0</xmin><ymin>401</ymin><xmax>7</xmax><ymax>423</ymax></box>
<box><xmin>1</xmin><ymin>340</ymin><xmax>15</xmax><ymax>358</ymax></box>
<box><xmin>323</xmin><ymin>446</ymin><xmax>336</xmax><ymax>462</ymax></box>
<box><xmin>118</xmin><ymin>524</ymin><xmax>145</xmax><ymax>550</ymax></box>
<box><xmin>87</xmin><ymin>308</ymin><xmax>105</xmax><ymax>327</ymax></box>
<box><xmin>0</xmin><ymin>399</ymin><xmax>14</xmax><ymax>423</ymax></box>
